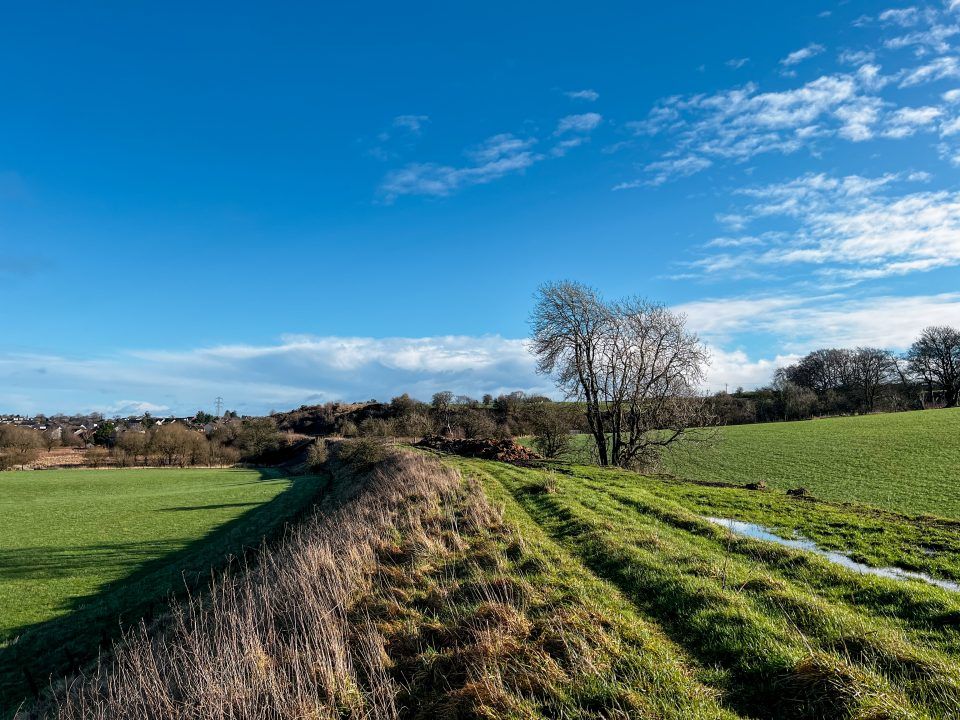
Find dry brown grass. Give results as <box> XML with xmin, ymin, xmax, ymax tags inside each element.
<box><xmin>36</xmin><ymin>449</ymin><xmax>463</xmax><ymax>719</ymax></box>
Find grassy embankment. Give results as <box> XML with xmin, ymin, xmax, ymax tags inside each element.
<box><xmin>1</xmin><ymin>467</ymin><xmax>322</xmax><ymax>716</ymax></box>
<box><xmin>23</xmin><ymin>434</ymin><xmax>960</xmax><ymax>719</ymax></box>
<box><xmin>38</xmin><ymin>446</ymin><xmax>742</xmax><ymax>719</ymax></box>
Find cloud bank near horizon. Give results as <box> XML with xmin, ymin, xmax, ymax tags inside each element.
<box><xmin>6</xmin><ymin>291</ymin><xmax>960</xmax><ymax>416</ymax></box>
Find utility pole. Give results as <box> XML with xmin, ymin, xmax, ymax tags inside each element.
<box><xmin>214</xmin><ymin>396</ymin><xmax>224</xmax><ymax>417</ymax></box>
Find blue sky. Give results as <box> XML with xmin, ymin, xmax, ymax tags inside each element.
<box><xmin>4</xmin><ymin>1</ymin><xmax>960</xmax><ymax>415</ymax></box>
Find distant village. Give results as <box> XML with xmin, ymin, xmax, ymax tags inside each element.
<box><xmin>0</xmin><ymin>411</ymin><xmax>239</xmax><ymax>447</ymax></box>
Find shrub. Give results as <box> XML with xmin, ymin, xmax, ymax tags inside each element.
<box><xmin>333</xmin><ymin>438</ymin><xmax>389</xmax><ymax>472</ymax></box>
<box><xmin>359</xmin><ymin>417</ymin><xmax>394</xmax><ymax>437</ymax></box>
<box><xmin>86</xmin><ymin>447</ymin><xmax>110</xmax><ymax>468</ymax></box>
<box><xmin>530</xmin><ymin>404</ymin><xmax>575</xmax><ymax>459</ymax></box>
<box><xmin>339</xmin><ymin>419</ymin><xmax>359</xmax><ymax>438</ymax></box>
<box><xmin>306</xmin><ymin>439</ymin><xmax>329</xmax><ymax>471</ymax></box>
<box><xmin>459</xmin><ymin>410</ymin><xmax>498</xmax><ymax>439</ymax></box>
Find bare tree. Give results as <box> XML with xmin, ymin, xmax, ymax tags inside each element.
<box><xmin>850</xmin><ymin>347</ymin><xmax>897</xmax><ymax>413</ymax></box>
<box><xmin>530</xmin><ymin>281</ymin><xmax>612</xmax><ymax>464</ymax></box>
<box><xmin>531</xmin><ymin>281</ymin><xmax>712</xmax><ymax>469</ymax></box>
<box><xmin>907</xmin><ymin>326</ymin><xmax>960</xmax><ymax>407</ymax></box>
<box><xmin>603</xmin><ymin>298</ymin><xmax>711</xmax><ymax>467</ymax></box>
<box><xmin>431</xmin><ymin>391</ymin><xmax>455</xmax><ymax>435</ymax></box>
<box><xmin>0</xmin><ymin>426</ymin><xmax>43</xmax><ymax>469</ymax></box>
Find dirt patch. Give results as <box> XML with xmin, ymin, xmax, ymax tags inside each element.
<box><xmin>416</xmin><ymin>436</ymin><xmax>541</xmax><ymax>463</ymax></box>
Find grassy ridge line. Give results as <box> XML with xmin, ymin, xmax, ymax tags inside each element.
<box><xmin>36</xmin><ymin>447</ymin><xmax>742</xmax><ymax>719</ymax></box>
<box><xmin>467</xmin><ymin>458</ymin><xmax>960</xmax><ymax>719</ymax></box>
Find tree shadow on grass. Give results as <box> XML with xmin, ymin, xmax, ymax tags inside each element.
<box><xmin>157</xmin><ymin>501</ymin><xmax>263</xmax><ymax>512</ymax></box>
<box><xmin>0</xmin><ymin>468</ymin><xmax>324</xmax><ymax>717</ymax></box>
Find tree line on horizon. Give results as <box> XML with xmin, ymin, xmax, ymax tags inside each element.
<box><xmin>711</xmin><ymin>325</ymin><xmax>960</xmax><ymax>424</ymax></box>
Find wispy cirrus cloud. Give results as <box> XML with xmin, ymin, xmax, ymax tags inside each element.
<box><xmin>564</xmin><ymin>89</ymin><xmax>599</xmax><ymax>101</ymax></box>
<box><xmin>882</xmin><ymin>104</ymin><xmax>944</xmax><ymax>136</ymax></box>
<box><xmin>899</xmin><ymin>55</ymin><xmax>960</xmax><ymax>86</ymax></box>
<box><xmin>611</xmin><ymin>4</ymin><xmax>960</xmax><ymax>186</ymax></box>
<box><xmin>555</xmin><ymin>112</ymin><xmax>603</xmax><ymax>134</ymax></box>
<box><xmin>879</xmin><ymin>7</ymin><xmax>924</xmax><ymax>27</ymax></box>
<box><xmin>624</xmin><ymin>73</ymin><xmax>878</xmax><ymax>176</ymax></box>
<box><xmin>380</xmin><ymin>112</ymin><xmax>602</xmax><ymax>200</ymax></box>
<box><xmin>380</xmin><ymin>133</ymin><xmax>540</xmax><ymax>200</ymax></box>
<box><xmin>691</xmin><ymin>171</ymin><xmax>960</xmax><ymax>283</ymax></box>
<box><xmin>781</xmin><ymin>43</ymin><xmax>826</xmax><ymax>66</ymax></box>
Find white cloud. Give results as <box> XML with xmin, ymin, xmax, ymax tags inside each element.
<box><xmin>104</xmin><ymin>400</ymin><xmax>171</xmax><ymax>415</ymax></box>
<box><xmin>380</xmin><ymin>133</ymin><xmax>539</xmax><ymax>200</ymax></box>
<box><xmin>879</xmin><ymin>7</ymin><xmax>922</xmax><ymax>27</ymax></box>
<box><xmin>564</xmin><ymin>89</ymin><xmax>599</xmax><ymax>101</ymax></box>
<box><xmin>0</xmin><ymin>335</ymin><xmax>550</xmax><ymax>416</ymax></box>
<box><xmin>899</xmin><ymin>56</ymin><xmax>960</xmax><ymax>86</ymax></box>
<box><xmin>466</xmin><ymin>133</ymin><xmax>537</xmax><ymax>163</ymax></box>
<box><xmin>381</xmin><ymin>109</ymin><xmax>602</xmax><ymax>200</ymax></box>
<box><xmin>941</xmin><ymin>114</ymin><xmax>960</xmax><ymax>134</ymax></box>
<box><xmin>644</xmin><ymin>155</ymin><xmax>713</xmax><ymax>186</ymax></box>
<box><xmin>839</xmin><ymin>49</ymin><xmax>877</xmax><ymax>65</ymax></box>
<box><xmin>555</xmin><ymin>112</ymin><xmax>603</xmax><ymax>134</ymax></box>
<box><xmin>625</xmin><ymin>16</ymin><xmax>960</xmax><ymax>184</ymax></box>
<box><xmin>701</xmin><ymin>347</ymin><xmax>800</xmax><ymax>391</ymax></box>
<box><xmin>629</xmin><ymin>73</ymin><xmax>892</xmax><ymax>181</ymax></box>
<box><xmin>780</xmin><ymin>43</ymin><xmax>826</xmax><ymax>66</ymax></box>
<box><xmin>726</xmin><ymin>58</ymin><xmax>750</xmax><ymax>69</ymax></box>
<box><xmin>693</xmin><ymin>172</ymin><xmax>960</xmax><ymax>282</ymax></box>
<box><xmin>885</xmin><ymin>23</ymin><xmax>958</xmax><ymax>54</ymax></box>
<box><xmin>675</xmin><ymin>291</ymin><xmax>960</xmax><ymax>390</ymax></box>
<box><xmin>678</xmin><ymin>292</ymin><xmax>960</xmax><ymax>350</ymax></box>
<box><xmin>882</xmin><ymin>105</ymin><xmax>944</xmax><ymax>136</ymax></box>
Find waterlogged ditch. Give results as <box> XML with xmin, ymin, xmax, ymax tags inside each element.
<box><xmin>704</xmin><ymin>515</ymin><xmax>960</xmax><ymax>594</ymax></box>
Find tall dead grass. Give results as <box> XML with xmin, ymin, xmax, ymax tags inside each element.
<box><xmin>36</xmin><ymin>448</ymin><xmax>469</xmax><ymax>720</ymax></box>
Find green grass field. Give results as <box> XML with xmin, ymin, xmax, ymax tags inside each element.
<box><xmin>450</xmin><ymin>455</ymin><xmax>960</xmax><ymax>719</ymax></box>
<box><xmin>539</xmin><ymin>408</ymin><xmax>960</xmax><ymax>519</ymax></box>
<box><xmin>0</xmin><ymin>467</ymin><xmax>321</xmax><ymax>714</ymax></box>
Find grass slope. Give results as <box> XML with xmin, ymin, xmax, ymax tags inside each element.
<box><xmin>452</xmin><ymin>456</ymin><xmax>960</xmax><ymax>719</ymax></box>
<box><xmin>544</xmin><ymin>408</ymin><xmax>960</xmax><ymax>518</ymax></box>
<box><xmin>665</xmin><ymin>408</ymin><xmax>960</xmax><ymax>518</ymax></box>
<box><xmin>0</xmin><ymin>467</ymin><xmax>321</xmax><ymax>714</ymax></box>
